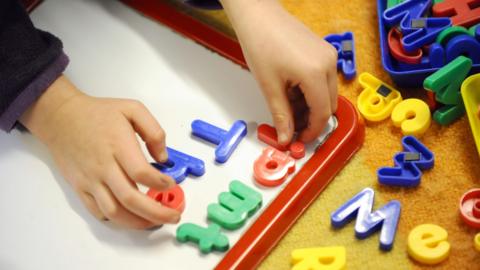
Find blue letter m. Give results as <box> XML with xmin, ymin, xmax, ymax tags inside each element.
<box><xmin>330</xmin><ymin>188</ymin><xmax>401</xmax><ymax>251</ymax></box>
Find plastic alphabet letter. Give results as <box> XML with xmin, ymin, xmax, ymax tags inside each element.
<box><xmin>257</xmin><ymin>123</ymin><xmax>289</xmax><ymax>151</ymax></box>
<box><xmin>331</xmin><ymin>188</ymin><xmax>401</xmax><ymax>251</ymax></box>
<box><xmin>357</xmin><ymin>72</ymin><xmax>403</xmax><ymax>122</ymax></box>
<box><xmin>253</xmin><ymin>147</ymin><xmax>296</xmax><ymax>187</ymax></box>
<box><xmin>388</xmin><ymin>28</ymin><xmax>423</xmax><ymax>64</ymax></box>
<box><xmin>191</xmin><ymin>119</ymin><xmax>247</xmax><ymax>163</ymax></box>
<box><xmin>387</xmin><ymin>0</ymin><xmax>404</xmax><ymax>9</ymax></box>
<box><xmin>424</xmin><ymin>55</ymin><xmax>472</xmax><ymax>125</ymax></box>
<box><xmin>146</xmin><ymin>185</ymin><xmax>186</xmax><ymax>212</ymax></box>
<box><xmin>459</xmin><ymin>188</ymin><xmax>480</xmax><ymax>229</ymax></box>
<box><xmin>461</xmin><ymin>74</ymin><xmax>480</xmax><ymax>158</ymax></box>
<box><xmin>475</xmin><ymin>233</ymin><xmax>480</xmax><ymax>252</ymax></box>
<box><xmin>433</xmin><ymin>0</ymin><xmax>480</xmax><ymax>28</ymax></box>
<box><xmin>426</xmin><ymin>91</ymin><xmax>439</xmax><ymax>111</ymax></box>
<box><xmin>207</xmin><ymin>180</ymin><xmax>262</xmax><ymax>230</ymax></box>
<box><xmin>151</xmin><ymin>147</ymin><xmax>205</xmax><ymax>184</ymax></box>
<box><xmin>445</xmin><ymin>34</ymin><xmax>480</xmax><ymax>63</ymax></box>
<box><xmin>424</xmin><ymin>55</ymin><xmax>472</xmax><ymax>105</ymax></box>
<box><xmin>436</xmin><ymin>25</ymin><xmax>472</xmax><ymax>45</ymax></box>
<box><xmin>407</xmin><ymin>224</ymin><xmax>450</xmax><ymax>265</ymax></box>
<box><xmin>383</xmin><ymin>0</ymin><xmax>452</xmax><ymax>52</ymax></box>
<box><xmin>176</xmin><ymin>223</ymin><xmax>229</xmax><ymax>254</ymax></box>
<box><xmin>472</xmin><ymin>23</ymin><xmax>480</xmax><ymax>38</ymax></box>
<box><xmin>257</xmin><ymin>123</ymin><xmax>306</xmax><ymax>159</ymax></box>
<box><xmin>377</xmin><ymin>136</ymin><xmax>434</xmax><ymax>187</ymax></box>
<box><xmin>324</xmin><ymin>32</ymin><xmax>357</xmax><ymax>79</ymax></box>
<box><xmin>291</xmin><ymin>246</ymin><xmax>346</xmax><ymax>270</ymax></box>
<box><xmin>289</xmin><ymin>141</ymin><xmax>306</xmax><ymax>159</ymax></box>
<box><xmin>433</xmin><ymin>104</ymin><xmax>466</xmax><ymax>125</ymax></box>
<box><xmin>428</xmin><ymin>42</ymin><xmax>449</xmax><ymax>68</ymax></box>
<box><xmin>391</xmin><ymin>98</ymin><xmax>431</xmax><ymax>136</ymax></box>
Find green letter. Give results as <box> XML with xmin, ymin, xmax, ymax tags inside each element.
<box><xmin>207</xmin><ymin>180</ymin><xmax>262</xmax><ymax>230</ymax></box>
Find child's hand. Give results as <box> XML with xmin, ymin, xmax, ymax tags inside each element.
<box><xmin>20</xmin><ymin>76</ymin><xmax>180</xmax><ymax>229</ymax></box>
<box><xmin>221</xmin><ymin>0</ymin><xmax>338</xmax><ymax>144</ymax></box>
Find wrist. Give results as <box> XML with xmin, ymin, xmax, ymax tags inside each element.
<box><xmin>19</xmin><ymin>75</ymin><xmax>85</xmax><ymax>144</ymax></box>
<box><xmin>219</xmin><ymin>0</ymin><xmax>281</xmax><ymax>33</ymax></box>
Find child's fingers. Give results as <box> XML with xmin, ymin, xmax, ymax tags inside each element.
<box><xmin>105</xmin><ymin>166</ymin><xmax>181</xmax><ymax>225</ymax></box>
<box><xmin>286</xmin><ymin>86</ymin><xmax>304</xmax><ymax>102</ymax></box>
<box><xmin>121</xmin><ymin>100</ymin><xmax>168</xmax><ymax>163</ymax></box>
<box><xmin>324</xmin><ymin>42</ymin><xmax>339</xmax><ymax>114</ymax></box>
<box><xmin>79</xmin><ymin>191</ymin><xmax>106</xmax><ymax>221</ymax></box>
<box><xmin>114</xmin><ymin>128</ymin><xmax>175</xmax><ymax>191</ymax></box>
<box><xmin>93</xmin><ymin>183</ymin><xmax>154</xmax><ymax>229</ymax></box>
<box><xmin>287</xmin><ymin>87</ymin><xmax>309</xmax><ymax>131</ymax></box>
<box><xmin>327</xmin><ymin>68</ymin><xmax>338</xmax><ymax>113</ymax></box>
<box><xmin>292</xmin><ymin>102</ymin><xmax>309</xmax><ymax>132</ymax></box>
<box><xmin>298</xmin><ymin>74</ymin><xmax>332</xmax><ymax>142</ymax></box>
<box><xmin>263</xmin><ymin>82</ymin><xmax>294</xmax><ymax>145</ymax></box>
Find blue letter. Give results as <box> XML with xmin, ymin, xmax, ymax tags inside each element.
<box><xmin>151</xmin><ymin>147</ymin><xmax>205</xmax><ymax>184</ymax></box>
<box><xmin>383</xmin><ymin>0</ymin><xmax>451</xmax><ymax>52</ymax></box>
<box><xmin>377</xmin><ymin>136</ymin><xmax>434</xmax><ymax>187</ymax></box>
<box><xmin>191</xmin><ymin>119</ymin><xmax>247</xmax><ymax>163</ymax></box>
<box><xmin>331</xmin><ymin>188</ymin><xmax>401</xmax><ymax>251</ymax></box>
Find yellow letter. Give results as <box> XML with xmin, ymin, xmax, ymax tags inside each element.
<box><xmin>407</xmin><ymin>224</ymin><xmax>450</xmax><ymax>265</ymax></box>
<box><xmin>475</xmin><ymin>233</ymin><xmax>480</xmax><ymax>252</ymax></box>
<box><xmin>291</xmin><ymin>246</ymin><xmax>346</xmax><ymax>270</ymax></box>
<box><xmin>391</xmin><ymin>99</ymin><xmax>431</xmax><ymax>136</ymax></box>
<box><xmin>357</xmin><ymin>72</ymin><xmax>402</xmax><ymax>122</ymax></box>
<box><xmin>461</xmin><ymin>74</ymin><xmax>480</xmax><ymax>158</ymax></box>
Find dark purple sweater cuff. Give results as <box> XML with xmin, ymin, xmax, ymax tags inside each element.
<box><xmin>0</xmin><ymin>52</ymin><xmax>69</xmax><ymax>132</ymax></box>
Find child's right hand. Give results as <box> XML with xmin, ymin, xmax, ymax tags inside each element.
<box><xmin>20</xmin><ymin>76</ymin><xmax>180</xmax><ymax>229</ymax></box>
<box><xmin>220</xmin><ymin>0</ymin><xmax>338</xmax><ymax>145</ymax></box>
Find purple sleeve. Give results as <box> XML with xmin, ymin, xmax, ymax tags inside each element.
<box><xmin>184</xmin><ymin>0</ymin><xmax>222</xmax><ymax>10</ymax></box>
<box><xmin>0</xmin><ymin>0</ymin><xmax>68</xmax><ymax>133</ymax></box>
<box><xmin>0</xmin><ymin>52</ymin><xmax>69</xmax><ymax>132</ymax></box>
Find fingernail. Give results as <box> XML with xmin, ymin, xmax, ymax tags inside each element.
<box><xmin>171</xmin><ymin>214</ymin><xmax>181</xmax><ymax>224</ymax></box>
<box><xmin>146</xmin><ymin>224</ymin><xmax>164</xmax><ymax>231</ymax></box>
<box><xmin>160</xmin><ymin>151</ymin><xmax>168</xmax><ymax>162</ymax></box>
<box><xmin>165</xmin><ymin>176</ymin><xmax>176</xmax><ymax>187</ymax></box>
<box><xmin>159</xmin><ymin>180</ymin><xmax>173</xmax><ymax>190</ymax></box>
<box><xmin>278</xmin><ymin>133</ymin><xmax>289</xmax><ymax>145</ymax></box>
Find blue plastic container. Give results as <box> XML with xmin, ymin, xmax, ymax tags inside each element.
<box><xmin>377</xmin><ymin>0</ymin><xmax>480</xmax><ymax>88</ymax></box>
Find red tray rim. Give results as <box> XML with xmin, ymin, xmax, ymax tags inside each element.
<box><xmin>104</xmin><ymin>1</ymin><xmax>366</xmax><ymax>268</ymax></box>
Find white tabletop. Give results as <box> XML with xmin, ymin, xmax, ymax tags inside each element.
<box><xmin>0</xmin><ymin>1</ymin><xmax>335</xmax><ymax>269</ymax></box>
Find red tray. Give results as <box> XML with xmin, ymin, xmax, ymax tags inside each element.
<box><xmin>121</xmin><ymin>0</ymin><xmax>247</xmax><ymax>69</ymax></box>
<box><xmin>23</xmin><ymin>0</ymin><xmax>43</xmax><ymax>12</ymax></box>
<box><xmin>118</xmin><ymin>1</ymin><xmax>365</xmax><ymax>268</ymax></box>
<box><xmin>216</xmin><ymin>96</ymin><xmax>364</xmax><ymax>269</ymax></box>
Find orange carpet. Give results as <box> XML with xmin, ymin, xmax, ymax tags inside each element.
<box><xmin>165</xmin><ymin>1</ymin><xmax>480</xmax><ymax>269</ymax></box>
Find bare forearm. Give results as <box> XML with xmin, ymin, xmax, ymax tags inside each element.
<box><xmin>219</xmin><ymin>0</ymin><xmax>278</xmax><ymax>15</ymax></box>
<box><xmin>219</xmin><ymin>0</ymin><xmax>281</xmax><ymax>39</ymax></box>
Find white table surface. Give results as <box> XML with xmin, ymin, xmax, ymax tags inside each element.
<box><xmin>0</xmin><ymin>1</ymin><xmax>335</xmax><ymax>269</ymax></box>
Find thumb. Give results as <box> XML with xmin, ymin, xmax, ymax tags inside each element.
<box><xmin>122</xmin><ymin>100</ymin><xmax>168</xmax><ymax>163</ymax></box>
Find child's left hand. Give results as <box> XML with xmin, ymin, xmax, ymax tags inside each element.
<box><xmin>220</xmin><ymin>0</ymin><xmax>338</xmax><ymax>145</ymax></box>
